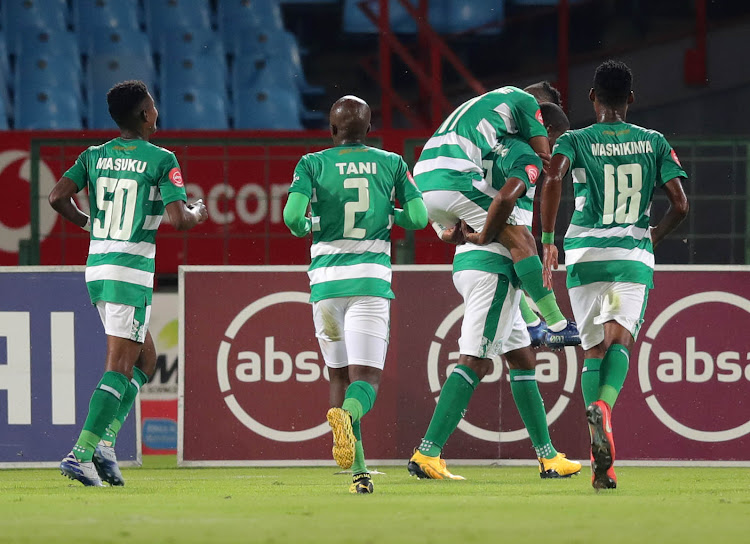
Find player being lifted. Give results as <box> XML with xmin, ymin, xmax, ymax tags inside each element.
<box><xmin>541</xmin><ymin>61</ymin><xmax>689</xmax><ymax>489</ymax></box>
<box><xmin>408</xmin><ymin>98</ymin><xmax>581</xmax><ymax>480</ymax></box>
<box><xmin>284</xmin><ymin>96</ymin><xmax>427</xmax><ymax>494</ymax></box>
<box><xmin>49</xmin><ymin>81</ymin><xmax>208</xmax><ymax>486</ymax></box>
<box><xmin>416</xmin><ymin>85</ymin><xmax>579</xmax><ymax>349</ymax></box>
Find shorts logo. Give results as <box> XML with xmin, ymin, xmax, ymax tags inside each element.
<box><xmin>525</xmin><ymin>165</ymin><xmax>539</xmax><ymax>184</ymax></box>
<box><xmin>670</xmin><ymin>149</ymin><xmax>682</xmax><ymax>167</ymax></box>
<box><xmin>169</xmin><ymin>168</ymin><xmax>184</xmax><ymax>187</ymax></box>
<box><xmin>535</xmin><ymin>109</ymin><xmax>544</xmax><ymax>125</ymax></box>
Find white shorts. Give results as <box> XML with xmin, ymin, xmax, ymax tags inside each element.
<box><xmin>453</xmin><ymin>270</ymin><xmax>530</xmax><ymax>358</ymax></box>
<box><xmin>312</xmin><ymin>296</ymin><xmax>390</xmax><ymax>369</ymax></box>
<box><xmin>423</xmin><ymin>190</ymin><xmax>490</xmax><ymax>233</ymax></box>
<box><xmin>569</xmin><ymin>282</ymin><xmax>649</xmax><ymax>350</ymax></box>
<box><xmin>96</xmin><ymin>301</ymin><xmax>151</xmax><ymax>344</ymax></box>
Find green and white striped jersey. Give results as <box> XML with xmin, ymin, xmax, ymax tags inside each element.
<box><xmin>289</xmin><ymin>143</ymin><xmax>422</xmax><ymax>302</ymax></box>
<box><xmin>552</xmin><ymin>122</ymin><xmax>687</xmax><ymax>289</ymax></box>
<box><xmin>485</xmin><ymin>135</ymin><xmax>542</xmax><ymax>230</ymax></box>
<box><xmin>64</xmin><ymin>138</ymin><xmax>187</xmax><ymax>307</ymax></box>
<box><xmin>414</xmin><ymin>86</ymin><xmax>547</xmax><ymax>193</ymax></box>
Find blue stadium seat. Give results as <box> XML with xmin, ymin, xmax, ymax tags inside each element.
<box><xmin>73</xmin><ymin>0</ymin><xmax>140</xmax><ymax>31</ymax></box>
<box><xmin>0</xmin><ymin>32</ymin><xmax>9</xmax><ymax>80</ymax></box>
<box><xmin>232</xmin><ymin>30</ymin><xmax>323</xmax><ymax>96</ymax></box>
<box><xmin>2</xmin><ymin>0</ymin><xmax>69</xmax><ymax>53</ymax></box>
<box><xmin>160</xmin><ymin>54</ymin><xmax>228</xmax><ymax>103</ymax></box>
<box><xmin>14</xmin><ymin>89</ymin><xmax>82</xmax><ymax>129</ymax></box>
<box><xmin>219</xmin><ymin>0</ymin><xmax>285</xmax><ymax>37</ymax></box>
<box><xmin>154</xmin><ymin>28</ymin><xmax>225</xmax><ymax>62</ymax></box>
<box><xmin>234</xmin><ymin>87</ymin><xmax>302</xmax><ymax>129</ymax></box>
<box><xmin>80</xmin><ymin>28</ymin><xmax>153</xmax><ymax>62</ymax></box>
<box><xmin>16</xmin><ymin>55</ymin><xmax>83</xmax><ymax>100</ymax></box>
<box><xmin>0</xmin><ymin>95</ymin><xmax>8</xmax><ymax>129</ymax></box>
<box><xmin>160</xmin><ymin>89</ymin><xmax>229</xmax><ymax>129</ymax></box>
<box><xmin>87</xmin><ymin>55</ymin><xmax>156</xmax><ymax>128</ymax></box>
<box><xmin>429</xmin><ymin>0</ymin><xmax>504</xmax><ymax>34</ymax></box>
<box><xmin>17</xmin><ymin>30</ymin><xmax>82</xmax><ymax>78</ymax></box>
<box><xmin>233</xmin><ymin>54</ymin><xmax>295</xmax><ymax>92</ymax></box>
<box><xmin>145</xmin><ymin>0</ymin><xmax>211</xmax><ymax>37</ymax></box>
<box><xmin>342</xmin><ymin>0</ymin><xmax>417</xmax><ymax>34</ymax></box>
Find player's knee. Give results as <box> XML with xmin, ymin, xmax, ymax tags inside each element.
<box><xmin>458</xmin><ymin>355</ymin><xmax>493</xmax><ymax>379</ymax></box>
<box><xmin>504</xmin><ymin>348</ymin><xmax>535</xmax><ymax>370</ymax></box>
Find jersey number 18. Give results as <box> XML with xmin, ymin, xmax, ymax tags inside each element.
<box><xmin>602</xmin><ymin>163</ymin><xmax>642</xmax><ymax>225</ymax></box>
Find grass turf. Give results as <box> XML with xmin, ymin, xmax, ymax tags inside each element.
<box><xmin>1</xmin><ymin>456</ymin><xmax>749</xmax><ymax>543</ymax></box>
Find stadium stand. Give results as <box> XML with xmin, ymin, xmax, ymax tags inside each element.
<box><xmin>15</xmin><ymin>89</ymin><xmax>82</xmax><ymax>129</ymax></box>
<box><xmin>73</xmin><ymin>0</ymin><xmax>140</xmax><ymax>31</ymax></box>
<box><xmin>160</xmin><ymin>88</ymin><xmax>229</xmax><ymax>129</ymax></box>
<box><xmin>87</xmin><ymin>55</ymin><xmax>155</xmax><ymax>128</ymax></box>
<box><xmin>145</xmin><ymin>0</ymin><xmax>212</xmax><ymax>37</ymax></box>
<box><xmin>17</xmin><ymin>30</ymin><xmax>83</xmax><ymax>78</ymax></box>
<box><xmin>234</xmin><ymin>87</ymin><xmax>303</xmax><ymax>129</ymax></box>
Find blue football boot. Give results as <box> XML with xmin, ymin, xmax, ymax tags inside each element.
<box><xmin>60</xmin><ymin>451</ymin><xmax>104</xmax><ymax>487</ymax></box>
<box><xmin>93</xmin><ymin>443</ymin><xmax>125</xmax><ymax>486</ymax></box>
<box><xmin>527</xmin><ymin>320</ymin><xmax>548</xmax><ymax>348</ymax></box>
<box><xmin>544</xmin><ymin>321</ymin><xmax>581</xmax><ymax>350</ymax></box>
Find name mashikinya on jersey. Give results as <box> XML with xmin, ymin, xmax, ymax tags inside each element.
<box><xmin>590</xmin><ymin>141</ymin><xmax>654</xmax><ymax>157</ymax></box>
<box><xmin>95</xmin><ymin>157</ymin><xmax>148</xmax><ymax>173</ymax></box>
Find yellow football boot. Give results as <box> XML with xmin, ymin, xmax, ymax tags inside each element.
<box><xmin>326</xmin><ymin>407</ymin><xmax>355</xmax><ymax>470</ymax></box>
<box><xmin>538</xmin><ymin>452</ymin><xmax>582</xmax><ymax>478</ymax></box>
<box><xmin>349</xmin><ymin>473</ymin><xmax>374</xmax><ymax>494</ymax></box>
<box><xmin>407</xmin><ymin>450</ymin><xmax>465</xmax><ymax>480</ymax></box>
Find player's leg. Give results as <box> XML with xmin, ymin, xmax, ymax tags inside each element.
<box><xmin>500</xmin><ymin>289</ymin><xmax>581</xmax><ymax>478</ymax></box>
<box><xmin>569</xmin><ymin>284</ymin><xmax>606</xmax><ymax>408</ymax></box>
<box><xmin>94</xmin><ymin>324</ymin><xmax>155</xmax><ymax>486</ymax></box>
<box><xmin>409</xmin><ymin>270</ymin><xmax>510</xmax><ymax>480</ymax></box>
<box><xmin>61</xmin><ymin>303</ymin><xmax>144</xmax><ymax>486</ymax></box>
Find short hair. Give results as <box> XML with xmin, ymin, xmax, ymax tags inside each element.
<box><xmin>524</xmin><ymin>81</ymin><xmax>562</xmax><ymax>107</ymax></box>
<box><xmin>593</xmin><ymin>60</ymin><xmax>632</xmax><ymax>107</ymax></box>
<box><xmin>539</xmin><ymin>102</ymin><xmax>569</xmax><ymax>134</ymax></box>
<box><xmin>107</xmin><ymin>80</ymin><xmax>149</xmax><ymax>127</ymax></box>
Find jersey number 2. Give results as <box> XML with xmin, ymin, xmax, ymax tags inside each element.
<box><xmin>93</xmin><ymin>177</ymin><xmax>138</xmax><ymax>240</ymax></box>
<box><xmin>602</xmin><ymin>163</ymin><xmax>642</xmax><ymax>225</ymax></box>
<box><xmin>343</xmin><ymin>177</ymin><xmax>369</xmax><ymax>239</ymax></box>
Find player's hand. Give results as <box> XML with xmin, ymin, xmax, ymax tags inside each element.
<box><xmin>542</xmin><ymin>243</ymin><xmax>558</xmax><ymax>290</ymax></box>
<box><xmin>441</xmin><ymin>221</ymin><xmax>465</xmax><ymax>245</ymax></box>
<box><xmin>190</xmin><ymin>199</ymin><xmax>208</xmax><ymax>223</ymax></box>
<box><xmin>461</xmin><ymin>220</ymin><xmax>483</xmax><ymax>245</ymax></box>
<box><xmin>538</xmin><ymin>152</ymin><xmax>551</xmax><ymax>174</ymax></box>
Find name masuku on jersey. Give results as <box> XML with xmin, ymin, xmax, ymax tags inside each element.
<box><xmin>590</xmin><ymin>141</ymin><xmax>654</xmax><ymax>157</ymax></box>
<box><xmin>95</xmin><ymin>157</ymin><xmax>148</xmax><ymax>173</ymax></box>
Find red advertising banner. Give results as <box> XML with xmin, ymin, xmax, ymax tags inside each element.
<box><xmin>180</xmin><ymin>266</ymin><xmax>750</xmax><ymax>466</ymax></box>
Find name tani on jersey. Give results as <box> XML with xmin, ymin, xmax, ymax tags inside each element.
<box><xmin>335</xmin><ymin>162</ymin><xmax>377</xmax><ymax>175</ymax></box>
<box><xmin>591</xmin><ymin>141</ymin><xmax>653</xmax><ymax>157</ymax></box>
<box><xmin>95</xmin><ymin>157</ymin><xmax>148</xmax><ymax>173</ymax></box>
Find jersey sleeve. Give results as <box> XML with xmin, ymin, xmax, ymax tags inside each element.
<box><xmin>63</xmin><ymin>149</ymin><xmax>90</xmax><ymax>191</ymax></box>
<box><xmin>512</xmin><ymin>92</ymin><xmax>548</xmax><ymax>140</ymax></box>
<box><xmin>393</xmin><ymin>155</ymin><xmax>422</xmax><ymax>204</ymax></box>
<box><xmin>655</xmin><ymin>135</ymin><xmax>687</xmax><ymax>186</ymax></box>
<box><xmin>156</xmin><ymin>152</ymin><xmax>188</xmax><ymax>206</ymax></box>
<box><xmin>552</xmin><ymin>131</ymin><xmax>576</xmax><ymax>163</ymax></box>
<box><xmin>289</xmin><ymin>155</ymin><xmax>314</xmax><ymax>198</ymax></box>
<box><xmin>506</xmin><ymin>153</ymin><xmax>543</xmax><ymax>189</ymax></box>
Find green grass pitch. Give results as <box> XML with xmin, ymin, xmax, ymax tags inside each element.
<box><xmin>1</xmin><ymin>456</ymin><xmax>749</xmax><ymax>543</ymax></box>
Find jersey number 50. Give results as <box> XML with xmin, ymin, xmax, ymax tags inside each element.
<box><xmin>602</xmin><ymin>163</ymin><xmax>642</xmax><ymax>225</ymax></box>
<box><xmin>93</xmin><ymin>177</ymin><xmax>138</xmax><ymax>240</ymax></box>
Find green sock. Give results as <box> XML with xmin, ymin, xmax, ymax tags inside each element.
<box><xmin>581</xmin><ymin>358</ymin><xmax>602</xmax><ymax>407</ymax></box>
<box><xmin>509</xmin><ymin>369</ymin><xmax>557</xmax><ymax>459</ymax></box>
<box><xmin>514</xmin><ymin>256</ymin><xmax>566</xmax><ymax>329</ymax></box>
<box><xmin>599</xmin><ymin>344</ymin><xmax>630</xmax><ymax>408</ymax></box>
<box><xmin>341</xmin><ymin>381</ymin><xmax>377</xmax><ymax>424</ymax></box>
<box><xmin>519</xmin><ymin>292</ymin><xmax>541</xmax><ymax>326</ymax></box>
<box><xmin>102</xmin><ymin>367</ymin><xmax>149</xmax><ymax>447</ymax></box>
<box><xmin>73</xmin><ymin>371</ymin><xmax>129</xmax><ymax>462</ymax></box>
<box><xmin>351</xmin><ymin>420</ymin><xmax>368</xmax><ymax>475</ymax></box>
<box><xmin>419</xmin><ymin>365</ymin><xmax>480</xmax><ymax>456</ymax></box>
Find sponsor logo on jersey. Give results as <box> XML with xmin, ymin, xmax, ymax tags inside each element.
<box><xmin>525</xmin><ymin>164</ymin><xmax>539</xmax><ymax>184</ymax></box>
<box><xmin>670</xmin><ymin>149</ymin><xmax>682</xmax><ymax>167</ymax></box>
<box><xmin>535</xmin><ymin>109</ymin><xmax>544</xmax><ymax>125</ymax></box>
<box><xmin>637</xmin><ymin>291</ymin><xmax>750</xmax><ymax>442</ymax></box>
<box><xmin>427</xmin><ymin>303</ymin><xmax>578</xmax><ymax>443</ymax></box>
<box><xmin>169</xmin><ymin>167</ymin><xmax>184</xmax><ymax>187</ymax></box>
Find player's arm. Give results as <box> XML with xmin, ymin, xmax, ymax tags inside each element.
<box><xmin>540</xmin><ymin>153</ymin><xmax>572</xmax><ymax>289</ymax></box>
<box><xmin>48</xmin><ymin>177</ymin><xmax>90</xmax><ymax>230</ymax></box>
<box><xmin>529</xmin><ymin>136</ymin><xmax>551</xmax><ymax>171</ymax></box>
<box><xmin>394</xmin><ymin>198</ymin><xmax>428</xmax><ymax>230</ymax></box>
<box><xmin>283</xmin><ymin>192</ymin><xmax>312</xmax><ymax>237</ymax></box>
<box><xmin>165</xmin><ymin>199</ymin><xmax>207</xmax><ymax>231</ymax></box>
<box><xmin>431</xmin><ymin>220</ymin><xmax>465</xmax><ymax>245</ymax></box>
<box><xmin>651</xmin><ymin>178</ymin><xmax>689</xmax><ymax>247</ymax></box>
<box><xmin>462</xmin><ymin>177</ymin><xmax>526</xmax><ymax>245</ymax></box>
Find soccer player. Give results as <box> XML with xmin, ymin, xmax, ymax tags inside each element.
<box><xmin>540</xmin><ymin>61</ymin><xmax>689</xmax><ymax>489</ymax></box>
<box><xmin>408</xmin><ymin>102</ymin><xmax>581</xmax><ymax>480</ymax></box>
<box><xmin>524</xmin><ymin>80</ymin><xmax>562</xmax><ymax>107</ymax></box>
<box><xmin>284</xmin><ymin>96</ymin><xmax>427</xmax><ymax>494</ymax></box>
<box><xmin>48</xmin><ymin>80</ymin><xmax>208</xmax><ymax>486</ymax></box>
